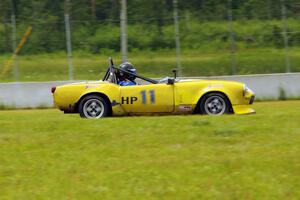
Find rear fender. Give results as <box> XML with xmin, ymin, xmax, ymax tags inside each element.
<box><xmin>76</xmin><ymin>84</ymin><xmax>125</xmax><ymax>115</ymax></box>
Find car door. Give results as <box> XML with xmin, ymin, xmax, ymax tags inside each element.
<box><xmin>119</xmin><ymin>83</ymin><xmax>174</xmax><ymax>113</ymax></box>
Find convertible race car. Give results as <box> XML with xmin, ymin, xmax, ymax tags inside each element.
<box><xmin>51</xmin><ymin>58</ymin><xmax>255</xmax><ymax>118</ymax></box>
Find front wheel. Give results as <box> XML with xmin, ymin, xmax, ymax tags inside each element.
<box><xmin>78</xmin><ymin>95</ymin><xmax>110</xmax><ymax>118</ymax></box>
<box><xmin>200</xmin><ymin>93</ymin><xmax>230</xmax><ymax>115</ymax></box>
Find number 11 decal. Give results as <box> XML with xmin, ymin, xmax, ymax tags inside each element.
<box><xmin>141</xmin><ymin>90</ymin><xmax>155</xmax><ymax>104</ymax></box>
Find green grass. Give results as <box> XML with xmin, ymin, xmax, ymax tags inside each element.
<box><xmin>1</xmin><ymin>101</ymin><xmax>300</xmax><ymax>199</ymax></box>
<box><xmin>1</xmin><ymin>48</ymin><xmax>300</xmax><ymax>82</ymax></box>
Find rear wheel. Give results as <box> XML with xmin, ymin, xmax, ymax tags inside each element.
<box><xmin>79</xmin><ymin>95</ymin><xmax>110</xmax><ymax>118</ymax></box>
<box><xmin>199</xmin><ymin>93</ymin><xmax>230</xmax><ymax>115</ymax></box>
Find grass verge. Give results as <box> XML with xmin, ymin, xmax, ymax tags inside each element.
<box><xmin>0</xmin><ymin>101</ymin><xmax>300</xmax><ymax>199</ymax></box>
<box><xmin>1</xmin><ymin>48</ymin><xmax>300</xmax><ymax>82</ymax></box>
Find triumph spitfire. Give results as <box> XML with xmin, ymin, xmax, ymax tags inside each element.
<box><xmin>51</xmin><ymin>58</ymin><xmax>255</xmax><ymax>118</ymax></box>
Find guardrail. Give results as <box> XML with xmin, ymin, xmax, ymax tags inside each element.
<box><xmin>0</xmin><ymin>73</ymin><xmax>299</xmax><ymax>108</ymax></box>
<box><xmin>202</xmin><ymin>72</ymin><xmax>300</xmax><ymax>100</ymax></box>
<box><xmin>0</xmin><ymin>81</ymin><xmax>75</xmax><ymax>108</ymax></box>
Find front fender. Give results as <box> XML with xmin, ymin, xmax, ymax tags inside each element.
<box><xmin>197</xmin><ymin>84</ymin><xmax>244</xmax><ymax>105</ymax></box>
<box><xmin>174</xmin><ymin>81</ymin><xmax>244</xmax><ymax>107</ymax></box>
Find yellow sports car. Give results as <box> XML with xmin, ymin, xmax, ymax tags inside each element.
<box><xmin>51</xmin><ymin>58</ymin><xmax>255</xmax><ymax>118</ymax></box>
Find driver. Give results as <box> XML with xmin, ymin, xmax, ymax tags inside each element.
<box><xmin>118</xmin><ymin>62</ymin><xmax>137</xmax><ymax>86</ymax></box>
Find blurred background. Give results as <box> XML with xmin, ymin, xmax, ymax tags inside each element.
<box><xmin>0</xmin><ymin>0</ymin><xmax>300</xmax><ymax>82</ymax></box>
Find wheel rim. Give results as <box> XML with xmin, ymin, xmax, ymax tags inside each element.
<box><xmin>204</xmin><ymin>96</ymin><xmax>226</xmax><ymax>115</ymax></box>
<box><xmin>83</xmin><ymin>99</ymin><xmax>105</xmax><ymax>118</ymax></box>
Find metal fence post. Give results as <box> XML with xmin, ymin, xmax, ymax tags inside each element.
<box><xmin>120</xmin><ymin>0</ymin><xmax>128</xmax><ymax>63</ymax></box>
<box><xmin>228</xmin><ymin>0</ymin><xmax>237</xmax><ymax>75</ymax></box>
<box><xmin>64</xmin><ymin>0</ymin><xmax>73</xmax><ymax>80</ymax></box>
<box><xmin>64</xmin><ymin>14</ymin><xmax>73</xmax><ymax>80</ymax></box>
<box><xmin>281</xmin><ymin>0</ymin><xmax>291</xmax><ymax>73</ymax></box>
<box><xmin>11</xmin><ymin>0</ymin><xmax>19</xmax><ymax>81</ymax></box>
<box><xmin>173</xmin><ymin>0</ymin><xmax>182</xmax><ymax>77</ymax></box>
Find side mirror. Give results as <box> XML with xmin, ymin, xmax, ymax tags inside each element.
<box><xmin>167</xmin><ymin>78</ymin><xmax>175</xmax><ymax>85</ymax></box>
<box><xmin>172</xmin><ymin>68</ymin><xmax>178</xmax><ymax>79</ymax></box>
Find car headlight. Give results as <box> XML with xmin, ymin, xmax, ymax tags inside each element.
<box><xmin>243</xmin><ymin>84</ymin><xmax>254</xmax><ymax>97</ymax></box>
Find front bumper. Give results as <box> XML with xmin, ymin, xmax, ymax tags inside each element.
<box><xmin>232</xmin><ymin>105</ymin><xmax>255</xmax><ymax>115</ymax></box>
<box><xmin>233</xmin><ymin>93</ymin><xmax>255</xmax><ymax>114</ymax></box>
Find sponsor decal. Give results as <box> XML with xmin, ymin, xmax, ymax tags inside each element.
<box><xmin>85</xmin><ymin>85</ymin><xmax>98</xmax><ymax>89</ymax></box>
<box><xmin>111</xmin><ymin>100</ymin><xmax>120</xmax><ymax>106</ymax></box>
<box><xmin>121</xmin><ymin>96</ymin><xmax>138</xmax><ymax>104</ymax></box>
<box><xmin>208</xmin><ymin>84</ymin><xmax>224</xmax><ymax>89</ymax></box>
<box><xmin>178</xmin><ymin>105</ymin><xmax>192</xmax><ymax>111</ymax></box>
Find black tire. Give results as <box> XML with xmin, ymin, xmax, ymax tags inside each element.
<box><xmin>78</xmin><ymin>95</ymin><xmax>110</xmax><ymax>118</ymax></box>
<box><xmin>199</xmin><ymin>93</ymin><xmax>231</xmax><ymax>115</ymax></box>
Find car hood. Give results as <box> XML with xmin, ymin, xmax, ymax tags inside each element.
<box><xmin>68</xmin><ymin>80</ymin><xmax>107</xmax><ymax>86</ymax></box>
<box><xmin>178</xmin><ymin>78</ymin><xmax>243</xmax><ymax>85</ymax></box>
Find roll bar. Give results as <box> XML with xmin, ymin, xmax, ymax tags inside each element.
<box><xmin>102</xmin><ymin>57</ymin><xmax>158</xmax><ymax>84</ymax></box>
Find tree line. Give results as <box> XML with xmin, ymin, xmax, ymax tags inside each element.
<box><xmin>0</xmin><ymin>0</ymin><xmax>299</xmax><ymax>53</ymax></box>
<box><xmin>1</xmin><ymin>0</ymin><xmax>299</xmax><ymax>22</ymax></box>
